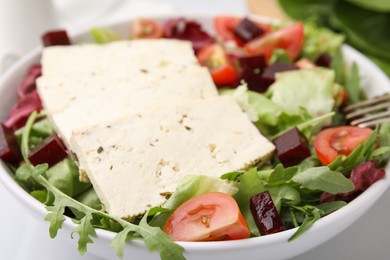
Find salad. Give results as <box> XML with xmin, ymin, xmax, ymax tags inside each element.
<box><xmin>1</xmin><ymin>15</ymin><xmax>390</xmax><ymax>260</ymax></box>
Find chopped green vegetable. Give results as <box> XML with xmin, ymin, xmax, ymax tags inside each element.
<box><xmin>90</xmin><ymin>27</ymin><xmax>122</xmax><ymax>44</ymax></box>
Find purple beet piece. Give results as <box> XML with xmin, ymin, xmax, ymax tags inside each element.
<box><xmin>42</xmin><ymin>30</ymin><xmax>71</xmax><ymax>47</ymax></box>
<box><xmin>237</xmin><ymin>54</ymin><xmax>267</xmax><ymax>91</ymax></box>
<box><xmin>315</xmin><ymin>53</ymin><xmax>332</xmax><ymax>68</ymax></box>
<box><xmin>260</xmin><ymin>62</ymin><xmax>298</xmax><ymax>91</ymax></box>
<box><xmin>273</xmin><ymin>127</ymin><xmax>311</xmax><ymax>167</ymax></box>
<box><xmin>17</xmin><ymin>64</ymin><xmax>42</xmax><ymax>99</ymax></box>
<box><xmin>320</xmin><ymin>161</ymin><xmax>385</xmax><ymax>203</ymax></box>
<box><xmin>250</xmin><ymin>191</ymin><xmax>285</xmax><ymax>235</ymax></box>
<box><xmin>163</xmin><ymin>18</ymin><xmax>214</xmax><ymax>51</ymax></box>
<box><xmin>5</xmin><ymin>90</ymin><xmax>42</xmax><ymax>130</ymax></box>
<box><xmin>28</xmin><ymin>134</ymin><xmax>68</xmax><ymax>167</ymax></box>
<box><xmin>0</xmin><ymin>123</ymin><xmax>21</xmax><ymax>164</ymax></box>
<box><xmin>233</xmin><ymin>18</ymin><xmax>264</xmax><ymax>43</ymax></box>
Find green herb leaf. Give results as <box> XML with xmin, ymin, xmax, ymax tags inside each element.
<box><xmin>292</xmin><ymin>166</ymin><xmax>354</xmax><ymax>194</ymax></box>
<box><xmin>345</xmin><ymin>62</ymin><xmax>363</xmax><ymax>104</ymax></box>
<box><xmin>45</xmin><ymin>196</ymin><xmax>67</xmax><ymax>238</ymax></box>
<box><xmin>234</xmin><ymin>168</ymin><xmax>266</xmax><ymax>236</ymax></box>
<box><xmin>269</xmin><ymin>185</ymin><xmax>301</xmax><ymax>212</ymax></box>
<box><xmin>268</xmin><ymin>164</ymin><xmax>298</xmax><ymax>187</ymax></box>
<box><xmin>72</xmin><ymin>213</ymin><xmax>97</xmax><ymax>255</ymax></box>
<box><xmin>289</xmin><ymin>206</ymin><xmax>323</xmax><ymax>241</ymax></box>
<box><xmin>316</xmin><ymin>201</ymin><xmax>347</xmax><ymax>215</ymax></box>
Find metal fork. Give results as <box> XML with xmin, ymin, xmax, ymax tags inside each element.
<box><xmin>344</xmin><ymin>94</ymin><xmax>390</xmax><ymax>128</ymax></box>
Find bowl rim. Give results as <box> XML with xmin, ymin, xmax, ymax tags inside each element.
<box><xmin>1</xmin><ymin>12</ymin><xmax>390</xmax><ymax>254</ymax></box>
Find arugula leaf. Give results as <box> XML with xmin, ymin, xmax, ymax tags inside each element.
<box><xmin>45</xmin><ymin>193</ymin><xmax>67</xmax><ymax>238</ymax></box>
<box><xmin>72</xmin><ymin>213</ymin><xmax>97</xmax><ymax>255</ymax></box>
<box><xmin>269</xmin><ymin>185</ymin><xmax>301</xmax><ymax>212</ymax></box>
<box><xmin>316</xmin><ymin>201</ymin><xmax>347</xmax><ymax>215</ymax></box>
<box><xmin>345</xmin><ymin>62</ymin><xmax>364</xmax><ymax>104</ymax></box>
<box><xmin>331</xmin><ymin>46</ymin><xmax>346</xmax><ymax>85</ymax></box>
<box><xmin>220</xmin><ymin>171</ymin><xmax>244</xmax><ymax>181</ymax></box>
<box><xmin>234</xmin><ymin>168</ymin><xmax>266</xmax><ymax>236</ymax></box>
<box><xmin>111</xmin><ymin>212</ymin><xmax>185</xmax><ymax>260</ymax></box>
<box><xmin>288</xmin><ymin>206</ymin><xmax>323</xmax><ymax>241</ymax></box>
<box><xmin>292</xmin><ymin>166</ymin><xmax>354</xmax><ymax>194</ymax></box>
<box><xmin>268</xmin><ymin>164</ymin><xmax>298</xmax><ymax>187</ymax></box>
<box><xmin>21</xmin><ymin>112</ymin><xmax>185</xmax><ymax>260</ymax></box>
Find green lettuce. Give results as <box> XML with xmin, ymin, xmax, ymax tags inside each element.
<box><xmin>269</xmin><ymin>68</ymin><xmax>338</xmax><ymax>118</ymax></box>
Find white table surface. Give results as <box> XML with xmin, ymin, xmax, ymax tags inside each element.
<box><xmin>1</xmin><ymin>1</ymin><xmax>389</xmax><ymax>259</ymax></box>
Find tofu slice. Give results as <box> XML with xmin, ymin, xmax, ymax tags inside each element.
<box><xmin>70</xmin><ymin>96</ymin><xmax>275</xmax><ymax>219</ymax></box>
<box><xmin>37</xmin><ymin>66</ymin><xmax>217</xmax><ymax>147</ymax></box>
<box><xmin>41</xmin><ymin>39</ymin><xmax>199</xmax><ymax>76</ymax></box>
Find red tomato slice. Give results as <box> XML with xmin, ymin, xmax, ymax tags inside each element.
<box><xmin>214</xmin><ymin>16</ymin><xmax>271</xmax><ymax>46</ymax></box>
<box><xmin>245</xmin><ymin>23</ymin><xmax>304</xmax><ymax>62</ymax></box>
<box><xmin>163</xmin><ymin>192</ymin><xmax>250</xmax><ymax>241</ymax></box>
<box><xmin>131</xmin><ymin>19</ymin><xmax>163</xmax><ymax>39</ymax></box>
<box><xmin>313</xmin><ymin>126</ymin><xmax>373</xmax><ymax>165</ymax></box>
<box><xmin>197</xmin><ymin>43</ymin><xmax>239</xmax><ymax>86</ymax></box>
<box><xmin>214</xmin><ymin>16</ymin><xmax>241</xmax><ymax>41</ymax></box>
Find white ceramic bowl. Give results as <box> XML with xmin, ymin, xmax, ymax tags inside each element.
<box><xmin>1</xmin><ymin>14</ymin><xmax>390</xmax><ymax>260</ymax></box>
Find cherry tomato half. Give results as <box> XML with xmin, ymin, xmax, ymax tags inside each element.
<box><xmin>245</xmin><ymin>23</ymin><xmax>304</xmax><ymax>62</ymax></box>
<box><xmin>313</xmin><ymin>126</ymin><xmax>373</xmax><ymax>165</ymax></box>
<box><xmin>131</xmin><ymin>19</ymin><xmax>163</xmax><ymax>39</ymax></box>
<box><xmin>163</xmin><ymin>192</ymin><xmax>250</xmax><ymax>241</ymax></box>
<box><xmin>197</xmin><ymin>43</ymin><xmax>239</xmax><ymax>86</ymax></box>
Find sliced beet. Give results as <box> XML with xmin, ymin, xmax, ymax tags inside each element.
<box><xmin>28</xmin><ymin>134</ymin><xmax>68</xmax><ymax>167</ymax></box>
<box><xmin>17</xmin><ymin>64</ymin><xmax>42</xmax><ymax>99</ymax></box>
<box><xmin>260</xmin><ymin>62</ymin><xmax>298</xmax><ymax>91</ymax></box>
<box><xmin>315</xmin><ymin>53</ymin><xmax>332</xmax><ymax>68</ymax></box>
<box><xmin>238</xmin><ymin>54</ymin><xmax>267</xmax><ymax>91</ymax></box>
<box><xmin>163</xmin><ymin>18</ymin><xmax>214</xmax><ymax>51</ymax></box>
<box><xmin>42</xmin><ymin>30</ymin><xmax>71</xmax><ymax>47</ymax></box>
<box><xmin>250</xmin><ymin>191</ymin><xmax>285</xmax><ymax>235</ymax></box>
<box><xmin>5</xmin><ymin>90</ymin><xmax>42</xmax><ymax>130</ymax></box>
<box><xmin>273</xmin><ymin>127</ymin><xmax>311</xmax><ymax>167</ymax></box>
<box><xmin>320</xmin><ymin>161</ymin><xmax>386</xmax><ymax>203</ymax></box>
<box><xmin>233</xmin><ymin>18</ymin><xmax>264</xmax><ymax>43</ymax></box>
<box><xmin>0</xmin><ymin>123</ymin><xmax>21</xmax><ymax>164</ymax></box>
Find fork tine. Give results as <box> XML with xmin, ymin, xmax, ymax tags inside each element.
<box><xmin>345</xmin><ymin>101</ymin><xmax>390</xmax><ymax>120</ymax></box>
<box><xmin>355</xmin><ymin>117</ymin><xmax>390</xmax><ymax>128</ymax></box>
<box><xmin>344</xmin><ymin>94</ymin><xmax>390</xmax><ymax>112</ymax></box>
<box><xmin>349</xmin><ymin>110</ymin><xmax>390</xmax><ymax>126</ymax></box>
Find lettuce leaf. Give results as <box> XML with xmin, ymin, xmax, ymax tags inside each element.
<box><xmin>269</xmin><ymin>68</ymin><xmax>337</xmax><ymax>118</ymax></box>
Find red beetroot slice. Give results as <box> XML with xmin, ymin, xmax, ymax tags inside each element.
<box><xmin>42</xmin><ymin>30</ymin><xmax>71</xmax><ymax>47</ymax></box>
<box><xmin>163</xmin><ymin>18</ymin><xmax>214</xmax><ymax>51</ymax></box>
<box><xmin>320</xmin><ymin>161</ymin><xmax>386</xmax><ymax>203</ymax></box>
<box><xmin>315</xmin><ymin>53</ymin><xmax>332</xmax><ymax>68</ymax></box>
<box><xmin>28</xmin><ymin>134</ymin><xmax>68</xmax><ymax>167</ymax></box>
<box><xmin>261</xmin><ymin>62</ymin><xmax>298</xmax><ymax>91</ymax></box>
<box><xmin>233</xmin><ymin>18</ymin><xmax>264</xmax><ymax>43</ymax></box>
<box><xmin>0</xmin><ymin>123</ymin><xmax>22</xmax><ymax>164</ymax></box>
<box><xmin>5</xmin><ymin>90</ymin><xmax>42</xmax><ymax>130</ymax></box>
<box><xmin>238</xmin><ymin>55</ymin><xmax>267</xmax><ymax>91</ymax></box>
<box><xmin>17</xmin><ymin>64</ymin><xmax>42</xmax><ymax>99</ymax></box>
<box><xmin>250</xmin><ymin>191</ymin><xmax>285</xmax><ymax>235</ymax></box>
<box><xmin>273</xmin><ymin>127</ymin><xmax>311</xmax><ymax>167</ymax></box>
